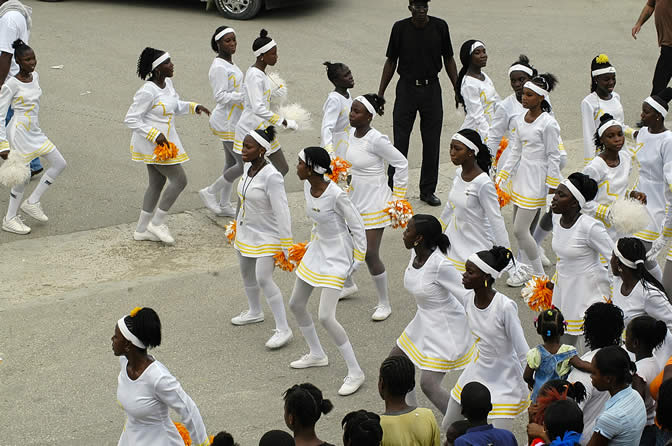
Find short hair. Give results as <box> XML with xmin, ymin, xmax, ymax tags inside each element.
<box><xmin>259</xmin><ymin>430</ymin><xmax>295</xmax><ymax>446</ymax></box>
<box><xmin>211</xmin><ymin>431</ymin><xmax>239</xmax><ymax>446</ymax></box>
<box><xmin>583</xmin><ymin>302</ymin><xmax>624</xmax><ymax>350</ymax></box>
<box><xmin>460</xmin><ymin>382</ymin><xmax>492</xmax><ymax>421</ymax></box>
<box><xmin>544</xmin><ymin>399</ymin><xmax>584</xmax><ymax>440</ymax></box>
<box><xmin>283</xmin><ymin>383</ymin><xmax>333</xmax><ymax>428</ymax></box>
<box><xmin>379</xmin><ymin>355</ymin><xmax>415</xmax><ymax>397</ymax></box>
<box><xmin>323</xmin><ymin>61</ymin><xmax>348</xmax><ymax>83</ymax></box>
<box><xmin>341</xmin><ymin>410</ymin><xmax>382</xmax><ymax>446</ymax></box>
<box><xmin>123</xmin><ymin>307</ymin><xmax>161</xmax><ymax>349</ymax></box>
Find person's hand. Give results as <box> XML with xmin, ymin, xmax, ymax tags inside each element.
<box><xmin>155</xmin><ymin>133</ymin><xmax>168</xmax><ymax>146</ymax></box>
<box><xmin>633</xmin><ymin>23</ymin><xmax>642</xmax><ymax>39</ymax></box>
<box><xmin>630</xmin><ymin>190</ymin><xmax>647</xmax><ymax>204</ymax></box>
<box><xmin>0</xmin><ymin>150</ymin><xmax>8</xmax><ymax>160</ymax></box>
<box><xmin>284</xmin><ymin>119</ymin><xmax>298</xmax><ymax>130</ymax></box>
<box><xmin>634</xmin><ymin>130</ymin><xmax>639</xmax><ymax>139</ymax></box>
<box><xmin>527</xmin><ymin>422</ymin><xmax>547</xmax><ymax>441</ymax></box>
<box><xmin>548</xmin><ymin>187</ymin><xmax>557</xmax><ymax>195</ymax></box>
<box><xmin>195</xmin><ymin>105</ymin><xmax>211</xmax><ymax>116</ymax></box>
<box><xmin>378</xmin><ymin>95</ymin><xmax>385</xmax><ymax>114</ymax></box>
<box><xmin>546</xmin><ymin>281</ymin><xmax>554</xmax><ymax>291</ymax></box>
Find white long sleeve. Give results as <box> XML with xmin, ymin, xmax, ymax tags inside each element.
<box><xmin>154</xmin><ymin>374</ymin><xmax>209</xmax><ymax>446</ymax></box>
<box><xmin>247</xmin><ymin>71</ymin><xmax>280</xmax><ymax>124</ymax></box>
<box><xmin>124</xmin><ymin>89</ymin><xmax>159</xmax><ymax>143</ymax></box>
<box><xmin>503</xmin><ymin>298</ymin><xmax>530</xmax><ymax>367</ymax></box>
<box><xmin>321</xmin><ymin>94</ymin><xmax>341</xmax><ymax>149</ymax></box>
<box><xmin>210</xmin><ymin>63</ymin><xmax>244</xmax><ymax>106</ymax></box>
<box><xmin>581</xmin><ymin>98</ymin><xmax>598</xmax><ymax>166</ymax></box>
<box><xmin>644</xmin><ymin>289</ymin><xmax>672</xmax><ymax>331</ymax></box>
<box><xmin>439</xmin><ymin>202</ymin><xmax>454</xmax><ymax>232</ymax></box>
<box><xmin>375</xmin><ymin>133</ymin><xmax>408</xmax><ymax>198</ymax></box>
<box><xmin>543</xmin><ymin>117</ymin><xmax>563</xmax><ymax>189</ymax></box>
<box><xmin>462</xmin><ymin>82</ymin><xmax>489</xmax><ymax>138</ymax></box>
<box><xmin>497</xmin><ymin>127</ymin><xmax>522</xmax><ymax>183</ymax></box>
<box><xmin>586</xmin><ymin>218</ymin><xmax>614</xmax><ymax>262</ymax></box>
<box><xmin>266</xmin><ymin>172</ymin><xmax>293</xmax><ymax>248</ymax></box>
<box><xmin>435</xmin><ymin>258</ymin><xmax>471</xmax><ymax>308</ymax></box>
<box><xmin>334</xmin><ymin>190</ymin><xmax>367</xmax><ymax>262</ymax></box>
<box><xmin>486</xmin><ymin>102</ymin><xmax>510</xmax><ymax>157</ymax></box>
<box><xmin>0</xmin><ymin>83</ymin><xmax>13</xmax><ymax>152</ymax></box>
<box><xmin>479</xmin><ymin>181</ymin><xmax>511</xmax><ymax>248</ymax></box>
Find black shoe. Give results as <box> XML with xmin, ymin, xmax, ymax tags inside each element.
<box><xmin>420</xmin><ymin>193</ymin><xmax>441</xmax><ymax>206</ymax></box>
<box><xmin>30</xmin><ymin>167</ymin><xmax>44</xmax><ymax>179</ymax></box>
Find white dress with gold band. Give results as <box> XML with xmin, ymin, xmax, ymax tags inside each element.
<box><xmin>321</xmin><ymin>91</ymin><xmax>352</xmax><ymax>158</ymax></box>
<box><xmin>208</xmin><ymin>57</ymin><xmax>244</xmax><ymax>142</ymax></box>
<box><xmin>459</xmin><ymin>73</ymin><xmax>500</xmax><ymax>142</ymax></box>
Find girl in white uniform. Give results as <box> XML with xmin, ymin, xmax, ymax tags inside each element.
<box><xmin>497</xmin><ymin>74</ymin><xmax>562</xmax><ymax>284</ymax></box>
<box><xmin>231</xmin><ymin>126</ymin><xmax>293</xmax><ymax>350</ymax></box>
<box><xmin>455</xmin><ymin>40</ymin><xmax>500</xmax><ymax>142</ymax></box>
<box><xmin>321</xmin><ymin>61</ymin><xmax>354</xmax><ymax>158</ymax></box>
<box><xmin>549</xmin><ymin>173</ymin><xmax>613</xmax><ymax>351</ymax></box>
<box><xmin>0</xmin><ymin>40</ymin><xmax>67</xmax><ymax>235</ymax></box>
<box><xmin>199</xmin><ymin>26</ymin><xmax>244</xmax><ymax>218</ymax></box>
<box><xmin>441</xmin><ymin>246</ymin><xmax>530</xmax><ymax>432</ymax></box>
<box><xmin>440</xmin><ymin>129</ymin><xmax>510</xmax><ymax>272</ymax></box>
<box><xmin>581</xmin><ymin>54</ymin><xmax>635</xmax><ymax>166</ymax></box>
<box><xmin>341</xmin><ymin>94</ymin><xmax>408</xmax><ymax>321</ymax></box>
<box><xmin>112</xmin><ymin>307</ymin><xmax>208</xmax><ymax>446</ymax></box>
<box><xmin>387</xmin><ymin>214</ymin><xmax>477</xmax><ymax>414</ymax></box>
<box><xmin>234</xmin><ymin>29</ymin><xmax>297</xmax><ymax>178</ymax></box>
<box><xmin>288</xmin><ymin>146</ymin><xmax>367</xmax><ymax>396</ymax></box>
<box><xmin>124</xmin><ymin>47</ymin><xmax>210</xmax><ymax>245</ymax></box>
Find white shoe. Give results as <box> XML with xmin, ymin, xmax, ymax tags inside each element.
<box><xmin>147</xmin><ymin>222</ymin><xmax>175</xmax><ymax>245</ymax></box>
<box><xmin>265</xmin><ymin>329</ymin><xmax>293</xmax><ymax>349</ymax></box>
<box><xmin>371</xmin><ymin>304</ymin><xmax>392</xmax><ymax>321</ymax></box>
<box><xmin>539</xmin><ymin>248</ymin><xmax>552</xmax><ymax>267</ymax></box>
<box><xmin>338</xmin><ymin>374</ymin><xmax>365</xmax><ymax>396</ymax></box>
<box><xmin>231</xmin><ymin>310</ymin><xmax>264</xmax><ymax>326</ymax></box>
<box><xmin>506</xmin><ymin>264</ymin><xmax>532</xmax><ymax>287</ymax></box>
<box><xmin>216</xmin><ymin>203</ymin><xmax>236</xmax><ymax>218</ymax></box>
<box><xmin>2</xmin><ymin>215</ymin><xmax>30</xmax><ymax>234</ymax></box>
<box><xmin>133</xmin><ymin>230</ymin><xmax>160</xmax><ymax>242</ymax></box>
<box><xmin>20</xmin><ymin>201</ymin><xmax>48</xmax><ymax>222</ymax></box>
<box><xmin>339</xmin><ymin>283</ymin><xmax>358</xmax><ymax>300</ymax></box>
<box><xmin>290</xmin><ymin>353</ymin><xmax>329</xmax><ymax>369</ymax></box>
<box><xmin>199</xmin><ymin>187</ymin><xmax>221</xmax><ymax>214</ymax></box>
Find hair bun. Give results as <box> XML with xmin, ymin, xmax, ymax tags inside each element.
<box><xmin>12</xmin><ymin>39</ymin><xmax>26</xmax><ymax>50</ymax></box>
<box><xmin>599</xmin><ymin>113</ymin><xmax>615</xmax><ymax>125</ymax></box>
<box><xmin>260</xmin><ymin>29</ymin><xmax>268</xmax><ymax>38</ymax></box>
<box><xmin>320</xmin><ymin>398</ymin><xmax>334</xmax><ymax>415</ymax></box>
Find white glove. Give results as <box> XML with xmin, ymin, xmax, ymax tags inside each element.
<box><xmin>282</xmin><ymin>248</ymin><xmax>289</xmax><ymax>259</ymax></box>
<box><xmin>284</xmin><ymin>119</ymin><xmax>299</xmax><ymax>131</ymax></box>
<box><xmin>232</xmin><ymin>91</ymin><xmax>245</xmax><ymax>103</ymax></box>
<box><xmin>347</xmin><ymin>260</ymin><xmax>364</xmax><ymax>277</ymax></box>
<box><xmin>272</xmin><ymin>85</ymin><xmax>288</xmax><ymax>98</ymax></box>
<box><xmin>648</xmin><ymin>235</ymin><xmax>670</xmax><ymax>261</ymax></box>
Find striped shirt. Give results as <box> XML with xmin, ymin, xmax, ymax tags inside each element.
<box><xmin>593</xmin><ymin>386</ymin><xmax>646</xmax><ymax>445</ymax></box>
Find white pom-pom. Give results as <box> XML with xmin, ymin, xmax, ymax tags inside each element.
<box><xmin>0</xmin><ymin>150</ymin><xmax>29</xmax><ymax>188</ymax></box>
<box><xmin>267</xmin><ymin>71</ymin><xmax>288</xmax><ymax>105</ymax></box>
<box><xmin>610</xmin><ymin>198</ymin><xmax>651</xmax><ymax>236</ymax></box>
<box><xmin>267</xmin><ymin>71</ymin><xmax>286</xmax><ymax>90</ymax></box>
<box><xmin>277</xmin><ymin>103</ymin><xmax>312</xmax><ymax>131</ymax></box>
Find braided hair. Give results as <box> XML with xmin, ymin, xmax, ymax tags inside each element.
<box><xmin>616</xmin><ymin>237</ymin><xmax>668</xmax><ymax>298</ymax></box>
<box><xmin>324</xmin><ymin>61</ymin><xmax>347</xmax><ymax>83</ymax></box>
<box><xmin>455</xmin><ymin>39</ymin><xmax>481</xmax><ymax>110</ymax></box>
<box><xmin>535</xmin><ymin>307</ymin><xmax>566</xmax><ymax>341</ymax></box>
<box><xmin>341</xmin><ymin>410</ymin><xmax>383</xmax><ymax>446</ymax></box>
<box><xmin>411</xmin><ymin>214</ymin><xmax>450</xmax><ymax>254</ymax></box>
<box><xmin>379</xmin><ymin>355</ymin><xmax>415</xmax><ymax>397</ymax></box>
<box><xmin>122</xmin><ymin>307</ymin><xmax>161</xmax><ymax>349</ymax></box>
<box><xmin>360</xmin><ymin>93</ymin><xmax>385</xmax><ymax>117</ymax></box>
<box><xmin>251</xmin><ymin>126</ymin><xmax>276</xmax><ymax>148</ymax></box>
<box><xmin>136</xmin><ymin>47</ymin><xmax>166</xmax><ymax>80</ymax></box>
<box><xmin>283</xmin><ymin>383</ymin><xmax>333</xmax><ymax>429</ymax></box>
<box><xmin>453</xmin><ymin>128</ymin><xmax>491</xmax><ymax>173</ymax></box>
<box><xmin>583</xmin><ymin>302</ymin><xmax>624</xmax><ymax>351</ymax></box>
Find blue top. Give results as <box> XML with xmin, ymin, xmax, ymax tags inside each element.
<box><xmin>454</xmin><ymin>424</ymin><xmax>518</xmax><ymax>446</ymax></box>
<box><xmin>593</xmin><ymin>386</ymin><xmax>646</xmax><ymax>445</ymax></box>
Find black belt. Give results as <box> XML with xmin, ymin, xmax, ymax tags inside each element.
<box><xmin>401</xmin><ymin>77</ymin><xmax>438</xmax><ymax>87</ymax></box>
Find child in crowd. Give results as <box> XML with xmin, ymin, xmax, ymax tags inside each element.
<box><xmin>211</xmin><ymin>431</ymin><xmax>239</xmax><ymax>446</ymax></box>
<box><xmin>527</xmin><ymin>380</ymin><xmax>587</xmax><ymax>445</ymax></box>
<box><xmin>341</xmin><ymin>410</ymin><xmax>383</xmax><ymax>446</ymax></box>
<box><xmin>283</xmin><ymin>383</ymin><xmax>335</xmax><ymax>446</ymax></box>
<box><xmin>259</xmin><ymin>430</ymin><xmax>295</xmax><ymax>446</ymax></box>
<box><xmin>538</xmin><ymin>400</ymin><xmax>583</xmax><ymax>446</ymax></box>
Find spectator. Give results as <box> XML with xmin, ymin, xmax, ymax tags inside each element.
<box><xmin>527</xmin><ymin>380</ymin><xmax>587</xmax><ymax>445</ymax></box>
<box><xmin>342</xmin><ymin>410</ymin><xmax>383</xmax><ymax>446</ymax></box>
<box><xmin>542</xmin><ymin>400</ymin><xmax>583</xmax><ymax>446</ymax></box>
<box><xmin>656</xmin><ymin>379</ymin><xmax>672</xmax><ymax>445</ymax></box>
<box><xmin>633</xmin><ymin>0</ymin><xmax>672</xmax><ymax>95</ymax></box>
<box><xmin>378</xmin><ymin>0</ymin><xmax>458</xmax><ymax>206</ymax></box>
<box><xmin>259</xmin><ymin>430</ymin><xmax>295</xmax><ymax>446</ymax></box>
<box><xmin>283</xmin><ymin>383</ymin><xmax>335</xmax><ymax>446</ymax></box>
<box><xmin>211</xmin><ymin>431</ymin><xmax>239</xmax><ymax>446</ymax></box>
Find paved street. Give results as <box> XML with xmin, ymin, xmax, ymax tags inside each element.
<box><xmin>0</xmin><ymin>0</ymin><xmax>662</xmax><ymax>444</ymax></box>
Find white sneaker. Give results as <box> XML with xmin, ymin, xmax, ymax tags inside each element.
<box><xmin>338</xmin><ymin>374</ymin><xmax>365</xmax><ymax>396</ymax></box>
<box><xmin>539</xmin><ymin>248</ymin><xmax>552</xmax><ymax>267</ymax></box>
<box><xmin>231</xmin><ymin>310</ymin><xmax>264</xmax><ymax>326</ymax></box>
<box><xmin>371</xmin><ymin>304</ymin><xmax>392</xmax><ymax>321</ymax></box>
<box><xmin>2</xmin><ymin>215</ymin><xmax>30</xmax><ymax>234</ymax></box>
<box><xmin>339</xmin><ymin>283</ymin><xmax>358</xmax><ymax>300</ymax></box>
<box><xmin>507</xmin><ymin>264</ymin><xmax>532</xmax><ymax>287</ymax></box>
<box><xmin>290</xmin><ymin>353</ymin><xmax>329</xmax><ymax>369</ymax></box>
<box><xmin>265</xmin><ymin>329</ymin><xmax>293</xmax><ymax>349</ymax></box>
<box><xmin>216</xmin><ymin>203</ymin><xmax>236</xmax><ymax>218</ymax></box>
<box><xmin>147</xmin><ymin>222</ymin><xmax>175</xmax><ymax>245</ymax></box>
<box><xmin>133</xmin><ymin>230</ymin><xmax>160</xmax><ymax>242</ymax></box>
<box><xmin>20</xmin><ymin>201</ymin><xmax>48</xmax><ymax>222</ymax></box>
<box><xmin>198</xmin><ymin>187</ymin><xmax>220</xmax><ymax>214</ymax></box>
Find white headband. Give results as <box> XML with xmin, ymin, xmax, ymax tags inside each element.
<box><xmin>248</xmin><ymin>130</ymin><xmax>271</xmax><ymax>151</ymax></box>
<box><xmin>524</xmin><ymin>81</ymin><xmax>549</xmax><ymax>99</ymax></box>
<box><xmin>645</xmin><ymin>96</ymin><xmax>668</xmax><ymax>118</ymax></box>
<box><xmin>597</xmin><ymin>119</ymin><xmax>623</xmax><ymax>137</ymax></box>
<box><xmin>591</xmin><ymin>66</ymin><xmax>616</xmax><ymax>77</ymax></box>
<box><xmin>508</xmin><ymin>64</ymin><xmax>534</xmax><ymax>77</ymax></box>
<box><xmin>561</xmin><ymin>179</ymin><xmax>586</xmax><ymax>209</ymax></box>
<box><xmin>151</xmin><ymin>52</ymin><xmax>170</xmax><ymax>70</ymax></box>
<box><xmin>614</xmin><ymin>244</ymin><xmax>644</xmax><ymax>269</ymax></box>
<box><xmin>470</xmin><ymin>41</ymin><xmax>485</xmax><ymax>54</ymax></box>
<box><xmin>452</xmin><ymin>133</ymin><xmax>480</xmax><ymax>153</ymax></box>
<box><xmin>299</xmin><ymin>149</ymin><xmax>327</xmax><ymax>175</ymax></box>
<box><xmin>354</xmin><ymin>96</ymin><xmax>376</xmax><ymax>119</ymax></box>
<box><xmin>215</xmin><ymin>27</ymin><xmax>236</xmax><ymax>42</ymax></box>
<box><xmin>467</xmin><ymin>253</ymin><xmax>501</xmax><ymax>278</ymax></box>
<box><xmin>254</xmin><ymin>40</ymin><xmax>277</xmax><ymax>57</ymax></box>
<box><xmin>117</xmin><ymin>317</ymin><xmax>146</xmax><ymax>349</ymax></box>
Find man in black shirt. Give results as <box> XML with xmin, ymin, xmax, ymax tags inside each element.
<box><xmin>379</xmin><ymin>0</ymin><xmax>457</xmax><ymax>206</ymax></box>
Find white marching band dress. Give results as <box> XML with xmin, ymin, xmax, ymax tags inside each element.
<box><xmin>321</xmin><ymin>91</ymin><xmax>352</xmax><ymax>158</ymax></box>
<box><xmin>459</xmin><ymin>73</ymin><xmax>500</xmax><ymax>143</ymax></box>
<box><xmin>208</xmin><ymin>57</ymin><xmax>244</xmax><ymax>143</ymax></box>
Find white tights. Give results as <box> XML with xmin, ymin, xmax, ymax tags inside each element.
<box><xmin>512</xmin><ymin>206</ymin><xmax>544</xmax><ymax>275</ymax></box>
<box><xmin>237</xmin><ymin>253</ymin><xmax>289</xmax><ymax>331</ymax></box>
<box><xmin>441</xmin><ymin>397</ymin><xmax>514</xmax><ymax>431</ymax></box>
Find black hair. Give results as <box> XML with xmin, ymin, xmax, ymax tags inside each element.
<box><xmin>539</xmin><ymin>379</ymin><xmax>587</xmax><ymax>404</ymax></box>
<box><xmin>411</xmin><ymin>214</ymin><xmax>450</xmax><ymax>254</ymax></box>
<box><xmin>566</xmin><ymin>172</ymin><xmax>598</xmax><ymax>205</ymax></box>
<box><xmin>259</xmin><ymin>430</ymin><xmax>295</xmax><ymax>446</ymax></box>
<box><xmin>530</xmin><ymin>73</ymin><xmax>558</xmax><ymax>113</ymax></box>
<box><xmin>460</xmin><ymin>382</ymin><xmax>492</xmax><ymax>421</ymax></box>
<box><xmin>651</xmin><ymin>87</ymin><xmax>672</xmax><ymax>111</ymax></box>
<box><xmin>536</xmin><ymin>307</ymin><xmax>566</xmax><ymax>341</ymax></box>
<box><xmin>583</xmin><ymin>302</ymin><xmax>624</xmax><ymax>351</ymax></box>
<box><xmin>544</xmin><ymin>399</ymin><xmax>584</xmax><ymax>440</ymax></box>
<box><xmin>590</xmin><ymin>54</ymin><xmax>614</xmax><ymax>93</ymax></box>
<box><xmin>509</xmin><ymin>54</ymin><xmax>537</xmax><ymax>78</ymax></box>
<box><xmin>592</xmin><ymin>113</ymin><xmax>623</xmax><ymax>152</ymax></box>
<box><xmin>408</xmin><ymin>0</ymin><xmax>430</xmax><ymax>4</ymax></box>
<box><xmin>594</xmin><ymin>345</ymin><xmax>636</xmax><ymax>385</ymax></box>
<box><xmin>211</xmin><ymin>431</ymin><xmax>239</xmax><ymax>446</ymax></box>
<box><xmin>379</xmin><ymin>355</ymin><xmax>415</xmax><ymax>397</ymax></box>
<box><xmin>341</xmin><ymin>410</ymin><xmax>382</xmax><ymax>446</ymax></box>
<box><xmin>628</xmin><ymin>315</ymin><xmax>668</xmax><ymax>352</ymax></box>
<box><xmin>454</xmin><ymin>129</ymin><xmax>491</xmax><ymax>173</ymax></box>
<box><xmin>123</xmin><ymin>307</ymin><xmax>161</xmax><ymax>349</ymax></box>
<box><xmin>616</xmin><ymin>237</ymin><xmax>669</xmax><ymax>298</ymax></box>
<box><xmin>360</xmin><ymin>93</ymin><xmax>385</xmax><ymax>116</ymax></box>
<box><xmin>136</xmin><ymin>47</ymin><xmax>166</xmax><ymax>80</ymax></box>
<box><xmin>323</xmin><ymin>61</ymin><xmax>348</xmax><ymax>83</ymax></box>
<box><xmin>253</xmin><ymin>29</ymin><xmax>273</xmax><ymax>53</ymax></box>
<box><xmin>11</xmin><ymin>39</ymin><xmax>31</xmax><ymax>59</ymax></box>
<box><xmin>211</xmin><ymin>25</ymin><xmax>233</xmax><ymax>53</ymax></box>
<box><xmin>302</xmin><ymin>146</ymin><xmax>333</xmax><ymax>175</ymax></box>
<box><xmin>252</xmin><ymin>126</ymin><xmax>276</xmax><ymax>147</ymax></box>
<box><xmin>474</xmin><ymin>246</ymin><xmax>514</xmax><ymax>277</ymax></box>
<box><xmin>455</xmin><ymin>39</ymin><xmax>481</xmax><ymax>110</ymax></box>
<box><xmin>283</xmin><ymin>383</ymin><xmax>333</xmax><ymax>428</ymax></box>
<box><xmin>657</xmin><ymin>379</ymin><xmax>672</xmax><ymax>429</ymax></box>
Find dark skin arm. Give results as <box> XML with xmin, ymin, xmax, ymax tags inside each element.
<box><xmin>632</xmin><ymin>374</ymin><xmax>648</xmax><ymax>401</ymax></box>
<box><xmin>377</xmin><ymin>57</ymin><xmax>397</xmax><ymax>114</ymax></box>
<box><xmin>569</xmin><ymin>355</ymin><xmax>594</xmax><ymax>373</ymax></box>
<box><xmin>586</xmin><ymin>432</ymin><xmax>609</xmax><ymax>446</ymax></box>
<box><xmin>523</xmin><ymin>364</ymin><xmax>535</xmax><ymax>389</ymax></box>
<box><xmin>443</xmin><ymin>54</ymin><xmax>458</xmax><ymax>102</ymax></box>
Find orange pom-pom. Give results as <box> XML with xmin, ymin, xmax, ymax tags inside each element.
<box><xmin>174</xmin><ymin>422</ymin><xmax>192</xmax><ymax>446</ymax></box>
<box><xmin>209</xmin><ymin>436</ymin><xmax>214</xmax><ymax>445</ymax></box>
<box><xmin>274</xmin><ymin>251</ymin><xmax>296</xmax><ymax>272</ymax></box>
<box><xmin>494</xmin><ymin>136</ymin><xmax>508</xmax><ymax>167</ymax></box>
<box><xmin>225</xmin><ymin>220</ymin><xmax>236</xmax><ymax>244</ymax></box>
<box><xmin>383</xmin><ymin>199</ymin><xmax>414</xmax><ymax>229</ymax></box>
<box><xmin>495</xmin><ymin>183</ymin><xmax>510</xmax><ymax>208</ymax></box>
<box><xmin>153</xmin><ymin>141</ymin><xmax>179</xmax><ymax>161</ymax></box>
<box><xmin>288</xmin><ymin>242</ymin><xmax>307</xmax><ymax>264</ymax></box>
<box><xmin>327</xmin><ymin>157</ymin><xmax>352</xmax><ymax>184</ymax></box>
<box><xmin>521</xmin><ymin>276</ymin><xmax>554</xmax><ymax>311</ymax></box>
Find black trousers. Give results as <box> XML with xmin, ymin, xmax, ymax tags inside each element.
<box><xmin>652</xmin><ymin>45</ymin><xmax>672</xmax><ymax>95</ymax></box>
<box><xmin>388</xmin><ymin>79</ymin><xmax>443</xmax><ymax>196</ymax></box>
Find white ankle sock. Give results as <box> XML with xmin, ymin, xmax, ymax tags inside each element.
<box><xmin>244</xmin><ymin>285</ymin><xmax>263</xmax><ymax>316</ymax></box>
<box><xmin>151</xmin><ymin>208</ymin><xmax>168</xmax><ymax>226</ymax></box>
<box><xmin>136</xmin><ymin>210</ymin><xmax>153</xmax><ymax>233</ymax></box>
<box><xmin>372</xmin><ymin>271</ymin><xmax>390</xmax><ymax>307</ymax></box>
<box><xmin>266</xmin><ymin>292</ymin><xmax>289</xmax><ymax>331</ymax></box>
<box><xmin>299</xmin><ymin>324</ymin><xmax>326</xmax><ymax>358</ymax></box>
<box><xmin>6</xmin><ymin>188</ymin><xmax>24</xmax><ymax>219</ymax></box>
<box><xmin>337</xmin><ymin>341</ymin><xmax>363</xmax><ymax>377</ymax></box>
<box><xmin>27</xmin><ymin>174</ymin><xmax>55</xmax><ymax>205</ymax></box>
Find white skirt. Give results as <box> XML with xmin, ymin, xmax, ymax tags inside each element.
<box><xmin>130</xmin><ymin>124</ymin><xmax>188</xmax><ymax>166</ymax></box>
<box><xmin>296</xmin><ymin>231</ymin><xmax>353</xmax><ymax>290</ymax></box>
<box><xmin>348</xmin><ymin>174</ymin><xmax>391</xmax><ymax>229</ymax></box>
<box><xmin>7</xmin><ymin>119</ymin><xmax>56</xmax><ymax>164</ymax></box>
<box><xmin>510</xmin><ymin>158</ymin><xmax>548</xmax><ymax>209</ymax></box>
